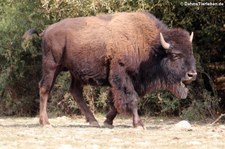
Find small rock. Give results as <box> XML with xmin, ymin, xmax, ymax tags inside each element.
<box><xmin>175</xmin><ymin>120</ymin><xmax>192</xmax><ymax>130</ymax></box>
<box><xmin>187</xmin><ymin>140</ymin><xmax>202</xmax><ymax>145</ymax></box>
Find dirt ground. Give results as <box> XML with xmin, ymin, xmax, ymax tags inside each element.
<box><xmin>0</xmin><ymin>115</ymin><xmax>225</xmax><ymax>149</ymax></box>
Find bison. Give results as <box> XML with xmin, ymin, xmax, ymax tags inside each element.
<box><xmin>23</xmin><ymin>12</ymin><xmax>197</xmax><ymax>128</ymax></box>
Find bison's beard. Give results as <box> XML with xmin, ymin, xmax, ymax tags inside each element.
<box><xmin>144</xmin><ymin>77</ymin><xmax>189</xmax><ymax>99</ymax></box>
<box><xmin>177</xmin><ymin>82</ymin><xmax>189</xmax><ymax>99</ymax></box>
<box><xmin>170</xmin><ymin>73</ymin><xmax>196</xmax><ymax>99</ymax></box>
<box><xmin>167</xmin><ymin>82</ymin><xmax>189</xmax><ymax>99</ymax></box>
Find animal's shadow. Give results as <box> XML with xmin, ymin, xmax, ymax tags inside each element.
<box><xmin>0</xmin><ymin>123</ymin><xmax>40</xmax><ymax>128</ymax></box>
<box><xmin>0</xmin><ymin>123</ymin><xmax>161</xmax><ymax>130</ymax></box>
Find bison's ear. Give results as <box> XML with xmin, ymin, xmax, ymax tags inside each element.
<box><xmin>190</xmin><ymin>32</ymin><xmax>194</xmax><ymax>43</ymax></box>
<box><xmin>160</xmin><ymin>33</ymin><xmax>170</xmax><ymax>50</ymax></box>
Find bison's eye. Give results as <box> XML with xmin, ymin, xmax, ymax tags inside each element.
<box><xmin>170</xmin><ymin>53</ymin><xmax>181</xmax><ymax>60</ymax></box>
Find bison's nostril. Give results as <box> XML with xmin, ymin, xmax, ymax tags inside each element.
<box><xmin>187</xmin><ymin>72</ymin><xmax>197</xmax><ymax>78</ymax></box>
<box><xmin>188</xmin><ymin>73</ymin><xmax>193</xmax><ymax>77</ymax></box>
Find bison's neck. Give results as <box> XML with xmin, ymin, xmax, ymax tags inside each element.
<box><xmin>138</xmin><ymin>74</ymin><xmax>168</xmax><ymax>97</ymax></box>
<box><xmin>136</xmin><ymin>50</ymin><xmax>168</xmax><ymax>96</ymax></box>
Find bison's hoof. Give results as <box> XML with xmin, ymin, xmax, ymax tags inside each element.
<box><xmin>43</xmin><ymin>124</ymin><xmax>53</xmax><ymax>128</ymax></box>
<box><xmin>39</xmin><ymin>120</ymin><xmax>50</xmax><ymax>126</ymax></box>
<box><xmin>89</xmin><ymin>121</ymin><xmax>100</xmax><ymax>127</ymax></box>
<box><xmin>103</xmin><ymin>122</ymin><xmax>114</xmax><ymax>129</ymax></box>
<box><xmin>40</xmin><ymin>122</ymin><xmax>50</xmax><ymax>126</ymax></box>
<box><xmin>133</xmin><ymin>122</ymin><xmax>145</xmax><ymax>130</ymax></box>
<box><xmin>134</xmin><ymin>125</ymin><xmax>146</xmax><ymax>130</ymax></box>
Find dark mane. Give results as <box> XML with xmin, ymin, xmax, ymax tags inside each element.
<box><xmin>137</xmin><ymin>45</ymin><xmax>166</xmax><ymax>96</ymax></box>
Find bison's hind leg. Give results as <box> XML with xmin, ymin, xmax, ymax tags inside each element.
<box><xmin>39</xmin><ymin>62</ymin><xmax>60</xmax><ymax>126</ymax></box>
<box><xmin>70</xmin><ymin>76</ymin><xmax>100</xmax><ymax>127</ymax></box>
<box><xmin>39</xmin><ymin>85</ymin><xmax>50</xmax><ymax>125</ymax></box>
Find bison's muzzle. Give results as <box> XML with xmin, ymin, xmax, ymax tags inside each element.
<box><xmin>178</xmin><ymin>70</ymin><xmax>197</xmax><ymax>99</ymax></box>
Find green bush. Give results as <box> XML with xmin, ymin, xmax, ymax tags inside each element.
<box><xmin>0</xmin><ymin>0</ymin><xmax>44</xmax><ymax>116</ymax></box>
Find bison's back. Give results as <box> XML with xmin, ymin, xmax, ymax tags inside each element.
<box><xmin>41</xmin><ymin>12</ymin><xmax>162</xmax><ymax>85</ymax></box>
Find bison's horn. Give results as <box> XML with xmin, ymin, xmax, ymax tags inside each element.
<box><xmin>160</xmin><ymin>33</ymin><xmax>170</xmax><ymax>49</ymax></box>
<box><xmin>190</xmin><ymin>32</ymin><xmax>194</xmax><ymax>43</ymax></box>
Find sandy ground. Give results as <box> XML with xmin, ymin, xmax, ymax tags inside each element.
<box><xmin>0</xmin><ymin>115</ymin><xmax>225</xmax><ymax>149</ymax></box>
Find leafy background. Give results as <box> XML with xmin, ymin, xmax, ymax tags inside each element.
<box><xmin>0</xmin><ymin>0</ymin><xmax>224</xmax><ymax>121</ymax></box>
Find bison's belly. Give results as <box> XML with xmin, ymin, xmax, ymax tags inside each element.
<box><xmin>80</xmin><ymin>68</ymin><xmax>109</xmax><ymax>86</ymax></box>
<box><xmin>69</xmin><ymin>60</ymin><xmax>109</xmax><ymax>86</ymax></box>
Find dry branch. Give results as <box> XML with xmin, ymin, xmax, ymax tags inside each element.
<box><xmin>211</xmin><ymin>113</ymin><xmax>225</xmax><ymax>125</ymax></box>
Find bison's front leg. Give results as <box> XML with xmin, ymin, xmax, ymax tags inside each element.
<box><xmin>108</xmin><ymin>61</ymin><xmax>144</xmax><ymax>128</ymax></box>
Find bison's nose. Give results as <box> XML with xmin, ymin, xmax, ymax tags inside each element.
<box><xmin>186</xmin><ymin>71</ymin><xmax>197</xmax><ymax>80</ymax></box>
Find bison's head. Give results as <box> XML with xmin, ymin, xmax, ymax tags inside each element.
<box><xmin>159</xmin><ymin>29</ymin><xmax>197</xmax><ymax>99</ymax></box>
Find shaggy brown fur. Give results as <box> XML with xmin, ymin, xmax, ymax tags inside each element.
<box><xmin>23</xmin><ymin>12</ymin><xmax>197</xmax><ymax>128</ymax></box>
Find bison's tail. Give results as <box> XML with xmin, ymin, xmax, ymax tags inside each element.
<box><xmin>22</xmin><ymin>28</ymin><xmax>42</xmax><ymax>42</ymax></box>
